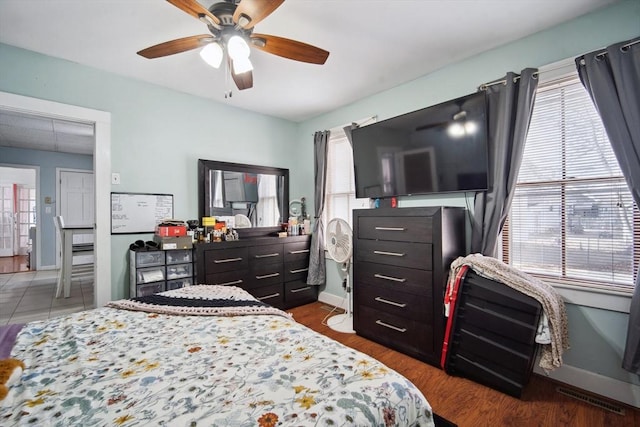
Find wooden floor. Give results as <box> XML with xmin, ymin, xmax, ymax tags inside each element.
<box><xmin>289</xmin><ymin>302</ymin><xmax>639</xmax><ymax>427</ymax></box>
<box><xmin>0</xmin><ymin>255</ymin><xmax>29</xmax><ymax>274</ymax></box>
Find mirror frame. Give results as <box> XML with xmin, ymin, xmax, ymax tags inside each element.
<box><xmin>198</xmin><ymin>159</ymin><xmax>289</xmax><ymax>238</ymax></box>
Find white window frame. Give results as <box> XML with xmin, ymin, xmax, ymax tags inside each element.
<box><xmin>323</xmin><ymin>125</ymin><xmax>369</xmax><ymax>230</ymax></box>
<box><xmin>502</xmin><ymin>59</ymin><xmax>636</xmax><ymax>313</ymax></box>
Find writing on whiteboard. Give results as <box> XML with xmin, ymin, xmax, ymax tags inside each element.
<box><xmin>111</xmin><ymin>192</ymin><xmax>174</xmax><ymax>234</ymax></box>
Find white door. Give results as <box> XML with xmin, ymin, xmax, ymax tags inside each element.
<box><xmin>60</xmin><ymin>170</ymin><xmax>94</xmax><ymax>227</ymax></box>
<box><xmin>0</xmin><ymin>185</ymin><xmax>14</xmax><ymax>257</ymax></box>
<box><xmin>58</xmin><ymin>170</ymin><xmax>95</xmax><ymax>267</ymax></box>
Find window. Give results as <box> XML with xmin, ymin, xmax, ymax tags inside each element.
<box><xmin>503</xmin><ymin>73</ymin><xmax>638</xmax><ymax>293</ymax></box>
<box><xmin>323</xmin><ymin>127</ymin><xmax>368</xmax><ymax>227</ymax></box>
<box><xmin>17</xmin><ymin>185</ymin><xmax>36</xmax><ymax>253</ymax></box>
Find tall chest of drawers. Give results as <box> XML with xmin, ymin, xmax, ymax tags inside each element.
<box><xmin>195</xmin><ymin>235</ymin><xmax>316</xmax><ymax>309</ymax></box>
<box><xmin>353</xmin><ymin>206</ymin><xmax>466</xmax><ymax>366</ymax></box>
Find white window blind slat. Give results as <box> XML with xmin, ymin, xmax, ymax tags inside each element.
<box><xmin>505</xmin><ymin>75</ymin><xmax>638</xmax><ymax>290</ymax></box>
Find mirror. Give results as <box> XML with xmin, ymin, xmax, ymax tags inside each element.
<box><xmin>198</xmin><ymin>159</ymin><xmax>289</xmax><ymax>237</ymax></box>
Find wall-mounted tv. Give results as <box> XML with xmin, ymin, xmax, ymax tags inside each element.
<box><xmin>352</xmin><ymin>91</ymin><xmax>489</xmax><ymax>199</ymax></box>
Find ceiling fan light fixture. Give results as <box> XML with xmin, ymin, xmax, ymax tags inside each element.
<box><xmin>228</xmin><ymin>35</ymin><xmax>251</xmax><ymax>60</ymax></box>
<box><xmin>200</xmin><ymin>42</ymin><xmax>223</xmax><ymax>68</ymax></box>
<box><xmin>232</xmin><ymin>57</ymin><xmax>254</xmax><ymax>74</ymax></box>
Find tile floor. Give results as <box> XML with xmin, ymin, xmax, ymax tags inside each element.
<box><xmin>0</xmin><ymin>270</ymin><xmax>94</xmax><ymax>326</ymax></box>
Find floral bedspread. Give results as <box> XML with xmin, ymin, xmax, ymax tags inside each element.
<box><xmin>2</xmin><ymin>286</ymin><xmax>434</xmax><ymax>426</ymax></box>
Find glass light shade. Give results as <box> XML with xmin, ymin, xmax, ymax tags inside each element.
<box><xmin>228</xmin><ymin>35</ymin><xmax>251</xmax><ymax>60</ymax></box>
<box><xmin>464</xmin><ymin>121</ymin><xmax>478</xmax><ymax>134</ymax></box>
<box><xmin>200</xmin><ymin>42</ymin><xmax>223</xmax><ymax>68</ymax></box>
<box><xmin>447</xmin><ymin>122</ymin><xmax>466</xmax><ymax>138</ymax></box>
<box><xmin>232</xmin><ymin>57</ymin><xmax>253</xmax><ymax>74</ymax></box>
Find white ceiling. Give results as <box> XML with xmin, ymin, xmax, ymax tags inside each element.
<box><xmin>0</xmin><ymin>0</ymin><xmax>618</xmax><ymax>154</ymax></box>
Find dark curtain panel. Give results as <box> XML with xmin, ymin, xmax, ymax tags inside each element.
<box><xmin>307</xmin><ymin>130</ymin><xmax>330</xmax><ymax>285</ymax></box>
<box><xmin>470</xmin><ymin>68</ymin><xmax>539</xmax><ymax>256</ymax></box>
<box><xmin>575</xmin><ymin>37</ymin><xmax>640</xmax><ymax>373</ymax></box>
<box><xmin>343</xmin><ymin>124</ymin><xmax>355</xmax><ymax>147</ymax></box>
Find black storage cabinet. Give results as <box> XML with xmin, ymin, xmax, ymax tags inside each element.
<box><xmin>443</xmin><ymin>269</ymin><xmax>542</xmax><ymax>398</ymax></box>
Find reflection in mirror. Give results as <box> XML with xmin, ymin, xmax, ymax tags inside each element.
<box><xmin>198</xmin><ymin>159</ymin><xmax>289</xmax><ymax>235</ymax></box>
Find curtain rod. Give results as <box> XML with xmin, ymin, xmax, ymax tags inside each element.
<box><xmin>313</xmin><ymin>115</ymin><xmax>377</xmax><ymax>136</ymax></box>
<box><xmin>479</xmin><ymin>38</ymin><xmax>639</xmax><ymax>91</ymax></box>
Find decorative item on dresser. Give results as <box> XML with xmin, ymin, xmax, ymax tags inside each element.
<box><xmin>352</xmin><ymin>206</ymin><xmax>466</xmax><ymax>366</ymax></box>
<box><xmin>195</xmin><ymin>235</ymin><xmax>316</xmax><ymax>309</ymax></box>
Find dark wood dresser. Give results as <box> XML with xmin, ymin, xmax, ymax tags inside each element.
<box><xmin>195</xmin><ymin>235</ymin><xmax>316</xmax><ymax>309</ymax></box>
<box><xmin>442</xmin><ymin>269</ymin><xmax>542</xmax><ymax>397</ymax></box>
<box><xmin>352</xmin><ymin>206</ymin><xmax>466</xmax><ymax>366</ymax></box>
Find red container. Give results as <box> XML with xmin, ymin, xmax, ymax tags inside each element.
<box><xmin>155</xmin><ymin>225</ymin><xmax>187</xmax><ymax>237</ymax></box>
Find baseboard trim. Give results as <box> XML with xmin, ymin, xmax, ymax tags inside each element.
<box><xmin>318</xmin><ymin>290</ymin><xmax>348</xmax><ymax>311</ymax></box>
<box><xmin>533</xmin><ymin>363</ymin><xmax>640</xmax><ymax>409</ymax></box>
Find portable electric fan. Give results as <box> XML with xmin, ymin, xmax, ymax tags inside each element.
<box><xmin>325</xmin><ymin>217</ymin><xmax>355</xmax><ymax>333</ymax></box>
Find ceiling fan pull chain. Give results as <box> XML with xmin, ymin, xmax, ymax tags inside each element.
<box><xmin>224</xmin><ymin>54</ymin><xmax>232</xmax><ymax>99</ymax></box>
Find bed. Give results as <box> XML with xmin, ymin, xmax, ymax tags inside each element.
<box><xmin>1</xmin><ymin>285</ymin><xmax>435</xmax><ymax>426</ymax></box>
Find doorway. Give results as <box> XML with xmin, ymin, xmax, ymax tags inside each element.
<box><xmin>0</xmin><ymin>91</ymin><xmax>112</xmax><ymax>307</ymax></box>
<box><xmin>0</xmin><ymin>165</ymin><xmax>37</xmax><ymax>273</ymax></box>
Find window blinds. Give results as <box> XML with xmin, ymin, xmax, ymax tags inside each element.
<box><xmin>506</xmin><ymin>76</ymin><xmax>638</xmax><ymax>290</ymax></box>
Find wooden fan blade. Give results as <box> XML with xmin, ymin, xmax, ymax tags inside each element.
<box><xmin>229</xmin><ymin>58</ymin><xmax>254</xmax><ymax>90</ymax></box>
<box><xmin>250</xmin><ymin>33</ymin><xmax>329</xmax><ymax>64</ymax></box>
<box><xmin>137</xmin><ymin>35</ymin><xmax>214</xmax><ymax>59</ymax></box>
<box><xmin>166</xmin><ymin>0</ymin><xmax>220</xmax><ymax>26</ymax></box>
<box><xmin>233</xmin><ymin>0</ymin><xmax>284</xmax><ymax>30</ymax></box>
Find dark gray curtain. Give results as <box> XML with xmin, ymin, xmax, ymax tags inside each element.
<box><xmin>307</xmin><ymin>130</ymin><xmax>330</xmax><ymax>285</ymax></box>
<box><xmin>575</xmin><ymin>37</ymin><xmax>640</xmax><ymax>373</ymax></box>
<box><xmin>470</xmin><ymin>68</ymin><xmax>539</xmax><ymax>256</ymax></box>
<box><xmin>343</xmin><ymin>124</ymin><xmax>355</xmax><ymax>146</ymax></box>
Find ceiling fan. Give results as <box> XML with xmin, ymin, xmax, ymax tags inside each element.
<box><xmin>137</xmin><ymin>0</ymin><xmax>330</xmax><ymax>92</ymax></box>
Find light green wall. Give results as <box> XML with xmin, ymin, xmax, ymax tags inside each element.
<box><xmin>295</xmin><ymin>0</ymin><xmax>640</xmax><ymax>393</ymax></box>
<box><xmin>0</xmin><ymin>42</ymin><xmax>300</xmax><ymax>298</ymax></box>
<box><xmin>1</xmin><ymin>0</ymin><xmax>639</xmax><ymax>400</ymax></box>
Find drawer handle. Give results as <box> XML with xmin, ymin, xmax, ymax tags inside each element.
<box><xmin>375</xmin><ymin>226</ymin><xmax>406</xmax><ymax>231</ymax></box>
<box><xmin>290</xmin><ymin>267</ymin><xmax>309</xmax><ymax>274</ymax></box>
<box><xmin>375</xmin><ymin>320</ymin><xmax>407</xmax><ymax>333</ymax></box>
<box><xmin>255</xmin><ymin>253</ymin><xmax>280</xmax><ymax>259</ymax></box>
<box><xmin>256</xmin><ymin>272</ymin><xmax>280</xmax><ymax>280</ymax></box>
<box><xmin>217</xmin><ymin>279</ymin><xmax>243</xmax><ymax>286</ymax></box>
<box><xmin>258</xmin><ymin>293</ymin><xmax>280</xmax><ymax>300</ymax></box>
<box><xmin>290</xmin><ymin>286</ymin><xmax>311</xmax><ymax>293</ymax></box>
<box><xmin>375</xmin><ymin>297</ymin><xmax>407</xmax><ymax>308</ymax></box>
<box><xmin>373</xmin><ymin>250</ymin><xmax>405</xmax><ymax>257</ymax></box>
<box><xmin>289</xmin><ymin>249</ymin><xmax>310</xmax><ymax>254</ymax></box>
<box><xmin>374</xmin><ymin>273</ymin><xmax>406</xmax><ymax>283</ymax></box>
<box><xmin>214</xmin><ymin>257</ymin><xmax>243</xmax><ymax>264</ymax></box>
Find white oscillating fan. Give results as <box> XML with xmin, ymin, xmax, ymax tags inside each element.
<box><xmin>325</xmin><ymin>218</ymin><xmax>355</xmax><ymax>333</ymax></box>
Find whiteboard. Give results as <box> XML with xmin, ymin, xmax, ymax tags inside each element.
<box><xmin>111</xmin><ymin>192</ymin><xmax>174</xmax><ymax>234</ymax></box>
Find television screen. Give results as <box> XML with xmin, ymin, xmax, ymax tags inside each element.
<box><xmin>352</xmin><ymin>92</ymin><xmax>489</xmax><ymax>199</ymax></box>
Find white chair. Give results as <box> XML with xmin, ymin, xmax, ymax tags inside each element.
<box><xmin>54</xmin><ymin>216</ymin><xmax>94</xmax><ymax>298</ymax></box>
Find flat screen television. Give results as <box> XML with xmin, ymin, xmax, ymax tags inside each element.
<box><xmin>352</xmin><ymin>91</ymin><xmax>489</xmax><ymax>199</ymax></box>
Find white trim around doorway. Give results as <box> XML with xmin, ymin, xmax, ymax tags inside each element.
<box><xmin>0</xmin><ymin>91</ymin><xmax>112</xmax><ymax>307</ymax></box>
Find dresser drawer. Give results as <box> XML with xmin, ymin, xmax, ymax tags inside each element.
<box><xmin>354</xmin><ymin>282</ymin><xmax>431</xmax><ymax>323</ymax></box>
<box><xmin>355</xmin><ymin>261</ymin><xmax>432</xmax><ymax>294</ymax></box>
<box><xmin>204</xmin><ymin>247</ymin><xmax>248</xmax><ymax>274</ymax></box>
<box><xmin>205</xmin><ymin>269</ymin><xmax>249</xmax><ymax>287</ymax></box>
<box><xmin>284</xmin><ymin>279</ymin><xmax>317</xmax><ymax>307</ymax></box>
<box><xmin>355</xmin><ymin>305</ymin><xmax>433</xmax><ymax>358</ymax></box>
<box><xmin>252</xmin><ymin>283</ymin><xmax>285</xmax><ymax>309</ymax></box>
<box><xmin>357</xmin><ymin>216</ymin><xmax>433</xmax><ymax>243</ymax></box>
<box><xmin>285</xmin><ymin>260</ymin><xmax>309</xmax><ymax>282</ymax></box>
<box><xmin>246</xmin><ymin>264</ymin><xmax>283</xmax><ymax>290</ymax></box>
<box><xmin>356</xmin><ymin>240</ymin><xmax>432</xmax><ymax>270</ymax></box>
<box><xmin>284</xmin><ymin>241</ymin><xmax>311</xmax><ymax>262</ymax></box>
<box><xmin>249</xmin><ymin>244</ymin><xmax>283</xmax><ymax>266</ymax></box>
